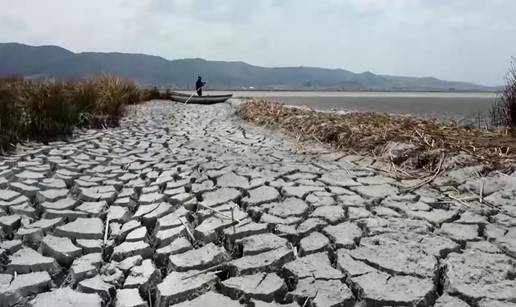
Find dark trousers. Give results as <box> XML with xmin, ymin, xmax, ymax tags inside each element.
<box><xmin>196</xmin><ymin>89</ymin><xmax>202</xmax><ymax>96</ymax></box>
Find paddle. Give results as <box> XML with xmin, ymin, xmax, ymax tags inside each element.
<box><xmin>184</xmin><ymin>83</ymin><xmax>205</xmax><ymax>104</ymax></box>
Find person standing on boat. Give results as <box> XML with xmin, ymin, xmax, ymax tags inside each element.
<box><xmin>196</xmin><ymin>76</ymin><xmax>206</xmax><ymax>96</ymax></box>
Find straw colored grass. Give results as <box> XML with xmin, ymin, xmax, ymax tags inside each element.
<box><xmin>0</xmin><ymin>75</ymin><xmax>155</xmax><ymax>152</ymax></box>
<box><xmin>240</xmin><ymin>99</ymin><xmax>516</xmax><ymax>170</ymax></box>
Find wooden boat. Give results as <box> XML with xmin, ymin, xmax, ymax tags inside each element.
<box><xmin>169</xmin><ymin>92</ymin><xmax>233</xmax><ymax>104</ymax></box>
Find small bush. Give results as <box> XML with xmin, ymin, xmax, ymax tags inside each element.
<box><xmin>92</xmin><ymin>76</ymin><xmax>134</xmax><ymax>120</ymax></box>
<box><xmin>0</xmin><ymin>75</ymin><xmax>147</xmax><ymax>152</ymax></box>
<box><xmin>143</xmin><ymin>86</ymin><xmax>162</xmax><ymax>101</ymax></box>
<box><xmin>491</xmin><ymin>58</ymin><xmax>516</xmax><ymax>129</ymax></box>
<box><xmin>21</xmin><ymin>81</ymin><xmax>79</xmax><ymax>137</ymax></box>
<box><xmin>69</xmin><ymin>79</ymin><xmax>99</xmax><ymax>125</ymax></box>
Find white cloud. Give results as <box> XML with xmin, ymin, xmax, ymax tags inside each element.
<box><xmin>0</xmin><ymin>0</ymin><xmax>514</xmax><ymax>85</ymax></box>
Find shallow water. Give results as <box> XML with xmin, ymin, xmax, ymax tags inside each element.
<box><xmin>194</xmin><ymin>91</ymin><xmax>500</xmax><ymax>125</ymax></box>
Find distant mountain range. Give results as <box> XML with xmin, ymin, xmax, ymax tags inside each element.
<box><xmin>0</xmin><ymin>42</ymin><xmax>496</xmax><ymax>91</ymax></box>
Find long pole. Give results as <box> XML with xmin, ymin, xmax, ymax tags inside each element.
<box><xmin>184</xmin><ymin>84</ymin><xmax>205</xmax><ymax>104</ymax></box>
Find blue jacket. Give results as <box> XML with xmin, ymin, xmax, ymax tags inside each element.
<box><xmin>196</xmin><ymin>79</ymin><xmax>205</xmax><ymax>90</ymax></box>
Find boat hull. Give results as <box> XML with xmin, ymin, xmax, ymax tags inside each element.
<box><xmin>169</xmin><ymin>92</ymin><xmax>233</xmax><ymax>104</ymax></box>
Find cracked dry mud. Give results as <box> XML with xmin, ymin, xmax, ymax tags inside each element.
<box><xmin>0</xmin><ymin>100</ymin><xmax>515</xmax><ymax>307</ymax></box>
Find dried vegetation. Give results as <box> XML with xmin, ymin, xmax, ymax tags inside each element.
<box><xmin>0</xmin><ymin>75</ymin><xmax>161</xmax><ymax>152</ymax></box>
<box><xmin>240</xmin><ymin>99</ymin><xmax>516</xmax><ymax>171</ymax></box>
<box><xmin>491</xmin><ymin>58</ymin><xmax>516</xmax><ymax>129</ymax></box>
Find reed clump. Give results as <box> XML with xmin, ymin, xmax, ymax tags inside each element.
<box><xmin>491</xmin><ymin>58</ymin><xmax>516</xmax><ymax>130</ymax></box>
<box><xmin>240</xmin><ymin>99</ymin><xmax>516</xmax><ymax>170</ymax></box>
<box><xmin>0</xmin><ymin>75</ymin><xmax>154</xmax><ymax>152</ymax></box>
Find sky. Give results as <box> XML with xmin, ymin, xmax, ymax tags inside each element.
<box><xmin>0</xmin><ymin>0</ymin><xmax>515</xmax><ymax>86</ymax></box>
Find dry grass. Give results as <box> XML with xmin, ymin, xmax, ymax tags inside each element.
<box><xmin>0</xmin><ymin>75</ymin><xmax>155</xmax><ymax>152</ymax></box>
<box><xmin>491</xmin><ymin>58</ymin><xmax>516</xmax><ymax>129</ymax></box>
<box><xmin>0</xmin><ymin>83</ymin><xmax>24</xmax><ymax>150</ymax></box>
<box><xmin>240</xmin><ymin>99</ymin><xmax>516</xmax><ymax>170</ymax></box>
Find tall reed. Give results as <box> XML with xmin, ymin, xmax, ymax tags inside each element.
<box><xmin>491</xmin><ymin>58</ymin><xmax>516</xmax><ymax>130</ymax></box>
<box><xmin>0</xmin><ymin>75</ymin><xmax>150</xmax><ymax>152</ymax></box>
<box><xmin>0</xmin><ymin>80</ymin><xmax>24</xmax><ymax>149</ymax></box>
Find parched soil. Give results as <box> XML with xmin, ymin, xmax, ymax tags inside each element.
<box><xmin>0</xmin><ymin>100</ymin><xmax>515</xmax><ymax>307</ymax></box>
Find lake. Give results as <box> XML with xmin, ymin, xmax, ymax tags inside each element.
<box><xmin>176</xmin><ymin>90</ymin><xmax>500</xmax><ymax>125</ymax></box>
